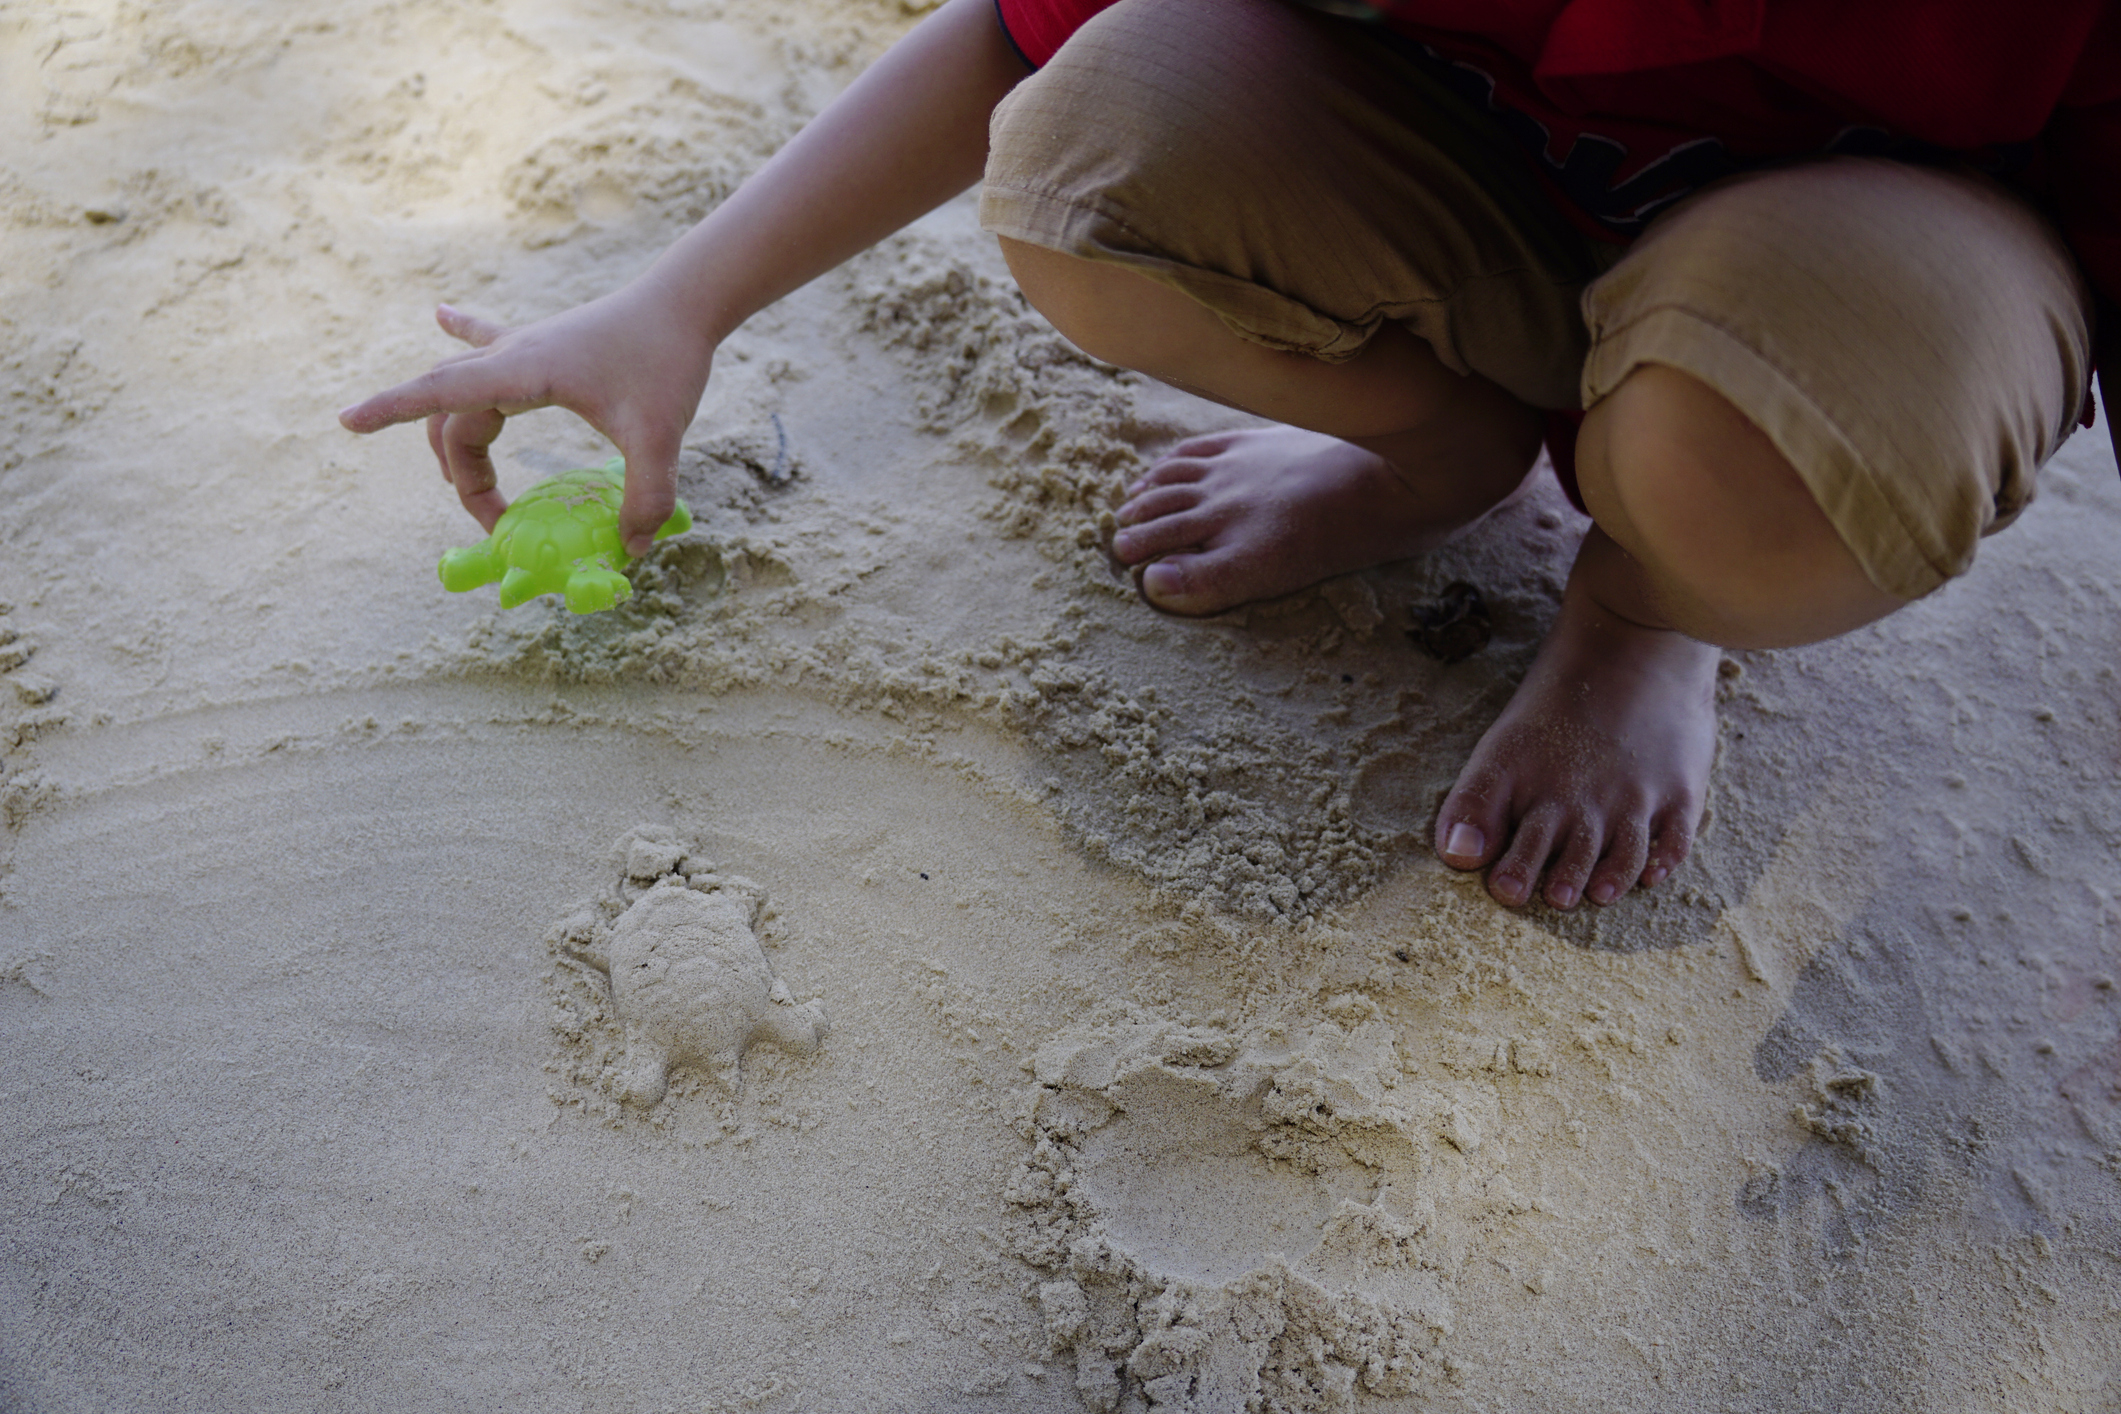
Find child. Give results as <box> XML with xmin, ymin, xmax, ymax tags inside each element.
<box><xmin>341</xmin><ymin>0</ymin><xmax>2121</xmax><ymax>911</ymax></box>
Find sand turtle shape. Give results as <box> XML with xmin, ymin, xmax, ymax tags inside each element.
<box><xmin>437</xmin><ymin>457</ymin><xmax>692</xmax><ymax>614</ymax></box>
<box><xmin>605</xmin><ymin>880</ymin><xmax>828</xmax><ymax>1106</ymax></box>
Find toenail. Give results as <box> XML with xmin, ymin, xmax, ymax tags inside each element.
<box><xmin>1550</xmin><ymin>884</ymin><xmax>1578</xmax><ymax>908</ymax></box>
<box><xmin>1444</xmin><ymin>822</ymin><xmax>1484</xmax><ymax>860</ymax></box>
<box><xmin>1140</xmin><ymin>562</ymin><xmax>1182</xmax><ymax>600</ymax></box>
<box><xmin>1588</xmin><ymin>881</ymin><xmax>1616</xmax><ymax>904</ymax></box>
<box><xmin>1644</xmin><ymin>866</ymin><xmax>1669</xmax><ymax>886</ymax></box>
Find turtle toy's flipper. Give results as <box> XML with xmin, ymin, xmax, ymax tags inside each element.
<box><xmin>438</xmin><ymin>543</ymin><xmax>503</xmax><ymax>593</ymax></box>
<box><xmin>654</xmin><ymin>502</ymin><xmax>693</xmax><ymax>541</ymax></box>
<box><xmin>564</xmin><ymin>566</ymin><xmax>633</xmax><ymax>615</ymax></box>
<box><xmin>497</xmin><ymin>565</ymin><xmax>551</xmax><ymax>610</ymax></box>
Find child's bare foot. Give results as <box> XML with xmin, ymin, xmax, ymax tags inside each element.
<box><xmin>1111</xmin><ymin>427</ymin><xmax>1519</xmax><ymax>617</ymax></box>
<box><xmin>1433</xmin><ymin>581</ymin><xmax>1719</xmax><ymax>909</ymax></box>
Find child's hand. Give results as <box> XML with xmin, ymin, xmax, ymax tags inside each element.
<box><xmin>340</xmin><ymin>0</ymin><xmax>1020</xmax><ymax>552</ymax></box>
<box><xmin>340</xmin><ymin>285</ymin><xmax>714</xmax><ymax>557</ymax></box>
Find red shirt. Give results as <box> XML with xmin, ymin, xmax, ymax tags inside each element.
<box><xmin>995</xmin><ymin>0</ymin><xmax>2121</xmax><ymax>313</ymax></box>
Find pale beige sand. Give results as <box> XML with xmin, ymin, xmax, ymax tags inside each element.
<box><xmin>3</xmin><ymin>2</ymin><xmax>2120</xmax><ymax>1410</ymax></box>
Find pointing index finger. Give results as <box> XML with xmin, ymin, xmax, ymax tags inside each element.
<box><xmin>337</xmin><ymin>358</ymin><xmax>545</xmax><ymax>435</ymax></box>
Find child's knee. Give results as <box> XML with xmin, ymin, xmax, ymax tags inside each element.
<box><xmin>1578</xmin><ymin>158</ymin><xmax>2092</xmax><ymax>613</ymax></box>
<box><xmin>995</xmin><ymin>235</ymin><xmax>1217</xmax><ymax>377</ymax></box>
<box><xmin>1576</xmin><ymin>364</ymin><xmax>1907</xmax><ymax>649</ymax></box>
<box><xmin>979</xmin><ymin>0</ymin><xmax>1596</xmax><ymax>399</ymax></box>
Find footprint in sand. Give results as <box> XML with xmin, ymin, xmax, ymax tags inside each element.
<box><xmin>1007</xmin><ymin>1022</ymin><xmax>1462</xmax><ymax>1411</ymax></box>
<box><xmin>0</xmin><ymin>607</ymin><xmax>55</xmax><ymax>706</ymax></box>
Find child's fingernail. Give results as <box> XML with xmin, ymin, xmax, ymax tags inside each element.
<box><xmin>1444</xmin><ymin>822</ymin><xmax>1484</xmax><ymax>860</ymax></box>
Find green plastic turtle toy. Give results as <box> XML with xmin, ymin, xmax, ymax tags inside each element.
<box><xmin>437</xmin><ymin>457</ymin><xmax>692</xmax><ymax>614</ymax></box>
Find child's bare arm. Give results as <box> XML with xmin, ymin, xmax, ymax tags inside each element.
<box><xmin>339</xmin><ymin>0</ymin><xmax>1027</xmax><ymax>554</ymax></box>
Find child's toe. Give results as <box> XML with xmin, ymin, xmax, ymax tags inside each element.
<box><xmin>1640</xmin><ymin>806</ymin><xmax>1696</xmax><ymax>887</ymax></box>
<box><xmin>1114</xmin><ymin>509</ymin><xmax>1214</xmax><ymax>566</ymax></box>
<box><xmin>1135</xmin><ymin>545</ymin><xmax>1255</xmax><ymax>615</ymax></box>
<box><xmin>1116</xmin><ymin>484</ymin><xmax>1204</xmax><ymax>527</ymax></box>
<box><xmin>1169</xmin><ymin>431</ymin><xmax>1239</xmax><ymax>460</ymax></box>
<box><xmin>1487</xmin><ymin>811</ymin><xmax>1561</xmax><ymax>908</ymax></box>
<box><xmin>1137</xmin><ymin>453</ymin><xmax>1214</xmax><ymax>489</ymax></box>
<box><xmin>1586</xmin><ymin>817</ymin><xmax>1650</xmax><ymax>905</ymax></box>
<box><xmin>1435</xmin><ymin>779</ymin><xmax>1510</xmax><ymax>872</ymax></box>
<box><xmin>1542</xmin><ymin>824</ymin><xmax>1602</xmax><ymax>909</ymax></box>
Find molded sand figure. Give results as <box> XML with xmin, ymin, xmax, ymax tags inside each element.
<box><xmin>604</xmin><ymin>879</ymin><xmax>827</xmax><ymax>1106</ymax></box>
<box><xmin>437</xmin><ymin>457</ymin><xmax>693</xmax><ymax>613</ymax></box>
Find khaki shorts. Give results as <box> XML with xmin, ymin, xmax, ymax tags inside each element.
<box><xmin>978</xmin><ymin>0</ymin><xmax>2095</xmax><ymax>600</ymax></box>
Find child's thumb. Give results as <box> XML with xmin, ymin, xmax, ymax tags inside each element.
<box><xmin>618</xmin><ymin>435</ymin><xmax>682</xmax><ymax>558</ymax></box>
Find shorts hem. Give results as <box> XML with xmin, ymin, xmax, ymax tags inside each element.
<box><xmin>1582</xmin><ymin>305</ymin><xmax>1960</xmax><ymax>600</ymax></box>
<box><xmin>981</xmin><ymin>180</ymin><xmax>1380</xmax><ymax>363</ymax></box>
<box><xmin>981</xmin><ymin>179</ymin><xmax>1592</xmax><ymax>407</ymax></box>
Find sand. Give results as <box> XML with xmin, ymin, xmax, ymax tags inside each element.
<box><xmin>3</xmin><ymin>1</ymin><xmax>2119</xmax><ymax>1409</ymax></box>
